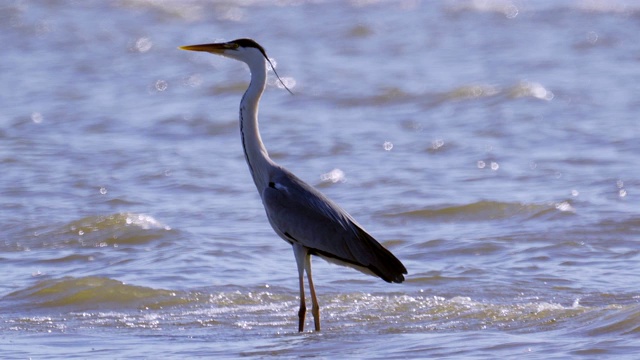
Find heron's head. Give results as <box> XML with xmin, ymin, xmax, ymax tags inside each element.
<box><xmin>179</xmin><ymin>38</ymin><xmax>268</xmax><ymax>65</ymax></box>
<box><xmin>180</xmin><ymin>38</ymin><xmax>293</xmax><ymax>94</ymax></box>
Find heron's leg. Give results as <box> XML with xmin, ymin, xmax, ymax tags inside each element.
<box><xmin>305</xmin><ymin>256</ymin><xmax>321</xmax><ymax>331</ymax></box>
<box><xmin>292</xmin><ymin>244</ymin><xmax>307</xmax><ymax>332</ymax></box>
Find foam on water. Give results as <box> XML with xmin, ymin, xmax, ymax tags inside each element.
<box><xmin>4</xmin><ymin>277</ymin><xmax>639</xmax><ymax>339</ymax></box>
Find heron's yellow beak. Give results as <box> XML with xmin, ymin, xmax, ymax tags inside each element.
<box><xmin>179</xmin><ymin>42</ymin><xmax>238</xmax><ymax>53</ymax></box>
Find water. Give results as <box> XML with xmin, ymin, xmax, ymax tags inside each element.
<box><xmin>1</xmin><ymin>0</ymin><xmax>639</xmax><ymax>358</ymax></box>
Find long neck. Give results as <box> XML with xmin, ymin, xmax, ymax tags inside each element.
<box><xmin>239</xmin><ymin>57</ymin><xmax>274</xmax><ymax>192</ymax></box>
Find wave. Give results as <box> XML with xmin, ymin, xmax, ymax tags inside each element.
<box><xmin>324</xmin><ymin>80</ymin><xmax>555</xmax><ymax>109</ymax></box>
<box><xmin>2</xmin><ymin>276</ymin><xmax>192</xmax><ymax>311</ymax></box>
<box><xmin>440</xmin><ymin>81</ymin><xmax>554</xmax><ymax>102</ymax></box>
<box><xmin>579</xmin><ymin>303</ymin><xmax>640</xmax><ymax>336</ymax></box>
<box><xmin>385</xmin><ymin>200</ymin><xmax>575</xmax><ymax>223</ymax></box>
<box><xmin>3</xmin><ymin>280</ymin><xmax>639</xmax><ymax>336</ymax></box>
<box><xmin>63</xmin><ymin>213</ymin><xmax>173</xmax><ymax>246</ymax></box>
<box><xmin>5</xmin><ymin>213</ymin><xmax>173</xmax><ymax>251</ymax></box>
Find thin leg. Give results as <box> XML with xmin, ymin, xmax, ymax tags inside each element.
<box><xmin>305</xmin><ymin>256</ymin><xmax>321</xmax><ymax>331</ymax></box>
<box><xmin>293</xmin><ymin>244</ymin><xmax>307</xmax><ymax>332</ymax></box>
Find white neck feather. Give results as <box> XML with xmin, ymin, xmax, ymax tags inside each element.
<box><xmin>239</xmin><ymin>55</ymin><xmax>275</xmax><ymax>192</ymax></box>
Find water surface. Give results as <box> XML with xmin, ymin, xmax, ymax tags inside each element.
<box><xmin>1</xmin><ymin>1</ymin><xmax>639</xmax><ymax>358</ymax></box>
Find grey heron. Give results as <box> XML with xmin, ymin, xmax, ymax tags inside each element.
<box><xmin>179</xmin><ymin>38</ymin><xmax>407</xmax><ymax>332</ymax></box>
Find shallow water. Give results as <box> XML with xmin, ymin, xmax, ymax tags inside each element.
<box><xmin>1</xmin><ymin>0</ymin><xmax>639</xmax><ymax>358</ymax></box>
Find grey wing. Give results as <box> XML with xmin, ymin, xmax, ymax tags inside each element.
<box><xmin>262</xmin><ymin>168</ymin><xmax>406</xmax><ymax>283</ymax></box>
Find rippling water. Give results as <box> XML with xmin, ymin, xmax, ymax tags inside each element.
<box><xmin>2</xmin><ymin>0</ymin><xmax>639</xmax><ymax>358</ymax></box>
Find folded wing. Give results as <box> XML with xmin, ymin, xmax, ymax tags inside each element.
<box><xmin>262</xmin><ymin>168</ymin><xmax>407</xmax><ymax>283</ymax></box>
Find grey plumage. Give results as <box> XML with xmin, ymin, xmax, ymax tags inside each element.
<box><xmin>264</xmin><ymin>166</ymin><xmax>406</xmax><ymax>283</ymax></box>
<box><xmin>179</xmin><ymin>38</ymin><xmax>407</xmax><ymax>332</ymax></box>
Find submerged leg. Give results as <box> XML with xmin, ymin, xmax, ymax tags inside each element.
<box><xmin>293</xmin><ymin>244</ymin><xmax>307</xmax><ymax>332</ymax></box>
<box><xmin>305</xmin><ymin>256</ymin><xmax>321</xmax><ymax>331</ymax></box>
